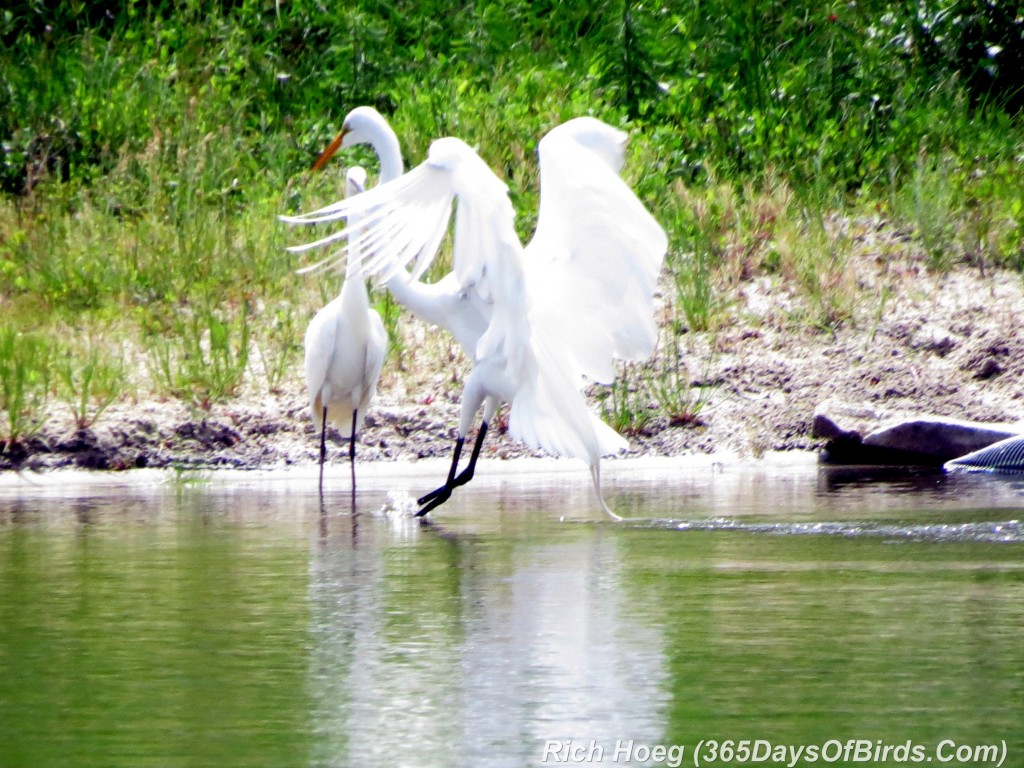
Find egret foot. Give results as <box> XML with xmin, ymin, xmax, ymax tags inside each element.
<box><xmin>414</xmin><ymin>424</ymin><xmax>489</xmax><ymax>516</ymax></box>
<box><xmin>416</xmin><ymin>435</ymin><xmax>466</xmax><ymax>516</ymax></box>
<box><xmin>416</xmin><ymin>485</ymin><xmax>453</xmax><ymax>516</ymax></box>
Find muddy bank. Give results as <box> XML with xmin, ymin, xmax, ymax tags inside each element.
<box><xmin>5</xmin><ymin>256</ymin><xmax>1024</xmax><ymax>475</ymax></box>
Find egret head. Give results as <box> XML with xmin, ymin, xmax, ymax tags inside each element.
<box><xmin>339</xmin><ymin>107</ymin><xmax>387</xmax><ymax>150</ymax></box>
<box><xmin>548</xmin><ymin>116</ymin><xmax>628</xmax><ymax>173</ymax></box>
<box><xmin>345</xmin><ymin>166</ymin><xmax>367</xmax><ymax>198</ymax></box>
<box><xmin>311</xmin><ymin>107</ymin><xmax>400</xmax><ymax>177</ymax></box>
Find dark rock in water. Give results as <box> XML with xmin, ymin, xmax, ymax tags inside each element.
<box><xmin>814</xmin><ymin>415</ymin><xmax>872</xmax><ymax>464</ymax></box>
<box><xmin>819</xmin><ymin>415</ymin><xmax>1021</xmax><ymax>466</ymax></box>
<box><xmin>863</xmin><ymin>418</ymin><xmax>1019</xmax><ymax>462</ymax></box>
<box><xmin>946</xmin><ymin>435</ymin><xmax>1024</xmax><ymax>473</ymax></box>
<box><xmin>811</xmin><ymin>414</ymin><xmax>854</xmax><ymax>441</ymax></box>
<box><xmin>820</xmin><ymin>437</ymin><xmax>932</xmax><ymax>466</ymax></box>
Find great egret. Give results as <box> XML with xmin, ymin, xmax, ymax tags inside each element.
<box><xmin>303</xmin><ymin>166</ymin><xmax>388</xmax><ymax>495</ymax></box>
<box><xmin>285</xmin><ymin>116</ymin><xmax>667</xmax><ymax>519</ymax></box>
<box><xmin>306</xmin><ymin>107</ymin><xmax>490</xmax><ymax>509</ymax></box>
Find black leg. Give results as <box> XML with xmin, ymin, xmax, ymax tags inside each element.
<box><xmin>349</xmin><ymin>408</ymin><xmax>358</xmax><ymax>514</ymax></box>
<box><xmin>416</xmin><ymin>436</ymin><xmax>465</xmax><ymax>516</ymax></box>
<box><xmin>318</xmin><ymin>405</ymin><xmax>328</xmax><ymax>491</ymax></box>
<box><xmin>415</xmin><ymin>420</ymin><xmax>489</xmax><ymax>516</ymax></box>
<box><xmin>450</xmin><ymin>421</ymin><xmax>488</xmax><ymax>489</ymax></box>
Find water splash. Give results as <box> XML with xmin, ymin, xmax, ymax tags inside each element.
<box><xmin>374</xmin><ymin>489</ymin><xmax>420</xmax><ymax>519</ymax></box>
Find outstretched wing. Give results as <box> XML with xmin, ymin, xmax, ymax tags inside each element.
<box><xmin>282</xmin><ymin>137</ymin><xmax>529</xmax><ymax>369</ymax></box>
<box><xmin>281</xmin><ymin>138</ymin><xmax>519</xmax><ymax>299</ymax></box>
<box><xmin>524</xmin><ymin>118</ymin><xmax>668</xmax><ymax>385</ymax></box>
<box><xmin>281</xmin><ymin>160</ymin><xmax>454</xmax><ymax>283</ymax></box>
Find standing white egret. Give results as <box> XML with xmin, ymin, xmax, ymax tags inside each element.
<box><xmin>305</xmin><ymin>107</ymin><xmax>490</xmax><ymax>508</ymax></box>
<box><xmin>303</xmin><ymin>166</ymin><xmax>388</xmax><ymax>495</ymax></box>
<box><xmin>285</xmin><ymin>117</ymin><xmax>667</xmax><ymax>519</ymax></box>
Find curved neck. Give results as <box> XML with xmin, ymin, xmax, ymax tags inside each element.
<box><xmin>350</xmin><ymin>115</ymin><xmax>402</xmax><ymax>284</ymax></box>
<box><xmin>369</xmin><ymin>122</ymin><xmax>403</xmax><ymax>182</ymax></box>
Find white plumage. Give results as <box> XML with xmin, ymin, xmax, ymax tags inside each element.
<box><xmin>285</xmin><ymin>113</ymin><xmax>666</xmax><ymax>518</ymax></box>
<box><xmin>303</xmin><ymin>166</ymin><xmax>388</xmax><ymax>489</ymax></box>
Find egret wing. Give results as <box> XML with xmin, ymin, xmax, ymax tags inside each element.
<box><xmin>525</xmin><ymin>120</ymin><xmax>668</xmax><ymax>384</ymax></box>
<box><xmin>425</xmin><ymin>138</ymin><xmax>533</xmax><ymax>376</ymax></box>
<box><xmin>510</xmin><ymin>328</ymin><xmax>628</xmax><ymax>464</ymax></box>
<box><xmin>303</xmin><ymin>301</ymin><xmax>337</xmax><ymax>423</ymax></box>
<box><xmin>280</xmin><ymin>137</ymin><xmax>528</xmax><ymax>307</ymax></box>
<box><xmin>281</xmin><ymin>161</ymin><xmax>456</xmax><ymax>283</ymax></box>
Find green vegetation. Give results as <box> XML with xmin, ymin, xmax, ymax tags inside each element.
<box><xmin>148</xmin><ymin>299</ymin><xmax>251</xmax><ymax>409</ymax></box>
<box><xmin>1</xmin><ymin>0</ymin><xmax>1023</xmax><ymax>448</ymax></box>
<box><xmin>0</xmin><ymin>326</ymin><xmax>53</xmax><ymax>449</ymax></box>
<box><xmin>55</xmin><ymin>333</ymin><xmax>128</xmax><ymax>430</ymax></box>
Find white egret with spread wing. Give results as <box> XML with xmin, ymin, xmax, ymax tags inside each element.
<box><xmin>285</xmin><ymin>116</ymin><xmax>667</xmax><ymax>519</ymax></box>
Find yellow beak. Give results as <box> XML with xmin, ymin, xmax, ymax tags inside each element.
<box><xmin>311</xmin><ymin>128</ymin><xmax>348</xmax><ymax>172</ymax></box>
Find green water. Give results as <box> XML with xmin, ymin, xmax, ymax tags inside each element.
<box><xmin>1</xmin><ymin>460</ymin><xmax>1023</xmax><ymax>767</ymax></box>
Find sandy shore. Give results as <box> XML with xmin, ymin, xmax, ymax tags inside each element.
<box><xmin>4</xmin><ymin>253</ymin><xmax>1024</xmax><ymax>475</ymax></box>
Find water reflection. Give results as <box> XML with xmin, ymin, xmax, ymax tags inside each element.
<box><xmin>1</xmin><ymin>459</ymin><xmax>1023</xmax><ymax>767</ymax></box>
<box><xmin>0</xmin><ymin>487</ymin><xmax>314</xmax><ymax>768</ymax></box>
<box><xmin>308</xmin><ymin>511</ymin><xmax>667</xmax><ymax>767</ymax></box>
<box><xmin>817</xmin><ymin>462</ymin><xmax>1024</xmax><ymax>498</ymax></box>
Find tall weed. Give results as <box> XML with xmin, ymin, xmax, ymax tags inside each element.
<box><xmin>893</xmin><ymin>151</ymin><xmax>961</xmax><ymax>272</ymax></box>
<box><xmin>773</xmin><ymin>209</ymin><xmax>857</xmax><ymax>333</ymax></box>
<box><xmin>148</xmin><ymin>301</ymin><xmax>251</xmax><ymax>409</ymax></box>
<box><xmin>254</xmin><ymin>300</ymin><xmax>303</xmax><ymax>395</ymax></box>
<box><xmin>0</xmin><ymin>325</ymin><xmax>53</xmax><ymax>449</ymax></box>
<box><xmin>598</xmin><ymin>362</ymin><xmax>655</xmax><ymax>437</ymax></box>
<box><xmin>56</xmin><ymin>336</ymin><xmax>128</xmax><ymax>429</ymax></box>
<box><xmin>652</xmin><ymin>332</ymin><xmax>713</xmax><ymax>428</ymax></box>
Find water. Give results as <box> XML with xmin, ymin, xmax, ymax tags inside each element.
<box><xmin>1</xmin><ymin>456</ymin><xmax>1023</xmax><ymax>767</ymax></box>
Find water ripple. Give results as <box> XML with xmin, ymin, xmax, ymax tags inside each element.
<box><xmin>667</xmin><ymin>517</ymin><xmax>1024</xmax><ymax>543</ymax></box>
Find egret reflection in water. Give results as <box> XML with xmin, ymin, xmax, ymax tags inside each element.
<box><xmin>307</xmin><ymin>508</ymin><xmax>668</xmax><ymax>767</ymax></box>
<box><xmin>1</xmin><ymin>459</ymin><xmax>1024</xmax><ymax>768</ymax></box>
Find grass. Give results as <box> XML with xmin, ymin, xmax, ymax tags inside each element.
<box><xmin>374</xmin><ymin>290</ymin><xmax>407</xmax><ymax>371</ymax></box>
<box><xmin>599</xmin><ymin>362</ymin><xmax>656</xmax><ymax>438</ymax></box>
<box><xmin>773</xmin><ymin>207</ymin><xmax>858</xmax><ymax>334</ymax></box>
<box><xmin>0</xmin><ymin>325</ymin><xmax>53</xmax><ymax>450</ymax></box>
<box><xmin>147</xmin><ymin>300</ymin><xmax>252</xmax><ymax>410</ymax></box>
<box><xmin>55</xmin><ymin>334</ymin><xmax>128</xmax><ymax>430</ymax></box>
<box><xmin>652</xmin><ymin>333</ymin><xmax>714</xmax><ymax>428</ymax></box>
<box><xmin>895</xmin><ymin>150</ymin><xmax>961</xmax><ymax>272</ymax></box>
<box><xmin>1</xmin><ymin>1</ymin><xmax>1024</xmax><ymax>448</ymax></box>
<box><xmin>253</xmin><ymin>299</ymin><xmax>303</xmax><ymax>395</ymax></box>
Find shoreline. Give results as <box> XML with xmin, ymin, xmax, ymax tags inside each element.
<box><xmin>0</xmin><ymin>451</ymin><xmax>822</xmax><ymax>491</ymax></box>
<box><xmin>4</xmin><ymin>257</ymin><xmax>1024</xmax><ymax>476</ymax></box>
